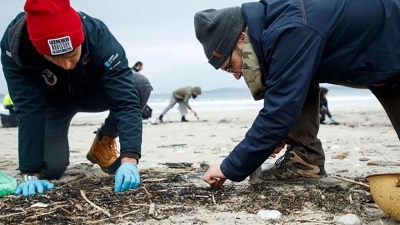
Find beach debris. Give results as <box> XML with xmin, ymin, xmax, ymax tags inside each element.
<box><xmin>160</xmin><ymin>162</ymin><xmax>193</xmax><ymax>169</ymax></box>
<box><xmin>336</xmin><ymin>169</ymin><xmax>349</xmax><ymax>173</ymax></box>
<box><xmin>74</xmin><ymin>203</ymin><xmax>84</xmax><ymax>211</ymax></box>
<box><xmin>176</xmin><ymin>150</ymin><xmax>185</xmax><ymax>154</ymax></box>
<box><xmin>332</xmin><ymin>152</ymin><xmax>348</xmax><ymax>159</ymax></box>
<box><xmin>80</xmin><ymin>190</ymin><xmax>111</xmax><ymax>217</ymax></box>
<box><xmin>30</xmin><ymin>203</ymin><xmax>48</xmax><ymax>208</ymax></box>
<box><xmin>257</xmin><ymin>210</ymin><xmax>281</xmax><ymax>220</ymax></box>
<box><xmin>231</xmin><ymin>138</ymin><xmax>241</xmax><ymax>142</ymax></box>
<box><xmin>337</xmin><ymin>214</ymin><xmax>361</xmax><ymax>225</ymax></box>
<box><xmin>367</xmin><ymin>161</ymin><xmax>400</xmax><ymax>167</ymax></box>
<box><xmin>329</xmin><ymin>145</ymin><xmax>340</xmax><ymax>150</ymax></box>
<box><xmin>148</xmin><ymin>203</ymin><xmax>156</xmax><ymax>217</ymax></box>
<box><xmin>0</xmin><ymin>168</ymin><xmax>376</xmax><ymax>224</ymax></box>
<box><xmin>358</xmin><ymin>157</ymin><xmax>370</xmax><ymax>161</ymax></box>
<box><xmin>331</xmin><ymin>176</ymin><xmax>369</xmax><ymax>189</ymax></box>
<box><xmin>386</xmin><ymin>144</ymin><xmax>400</xmax><ymax>148</ymax></box>
<box><xmin>353</xmin><ymin>147</ymin><xmax>361</xmax><ymax>151</ymax></box>
<box><xmin>200</xmin><ymin>162</ymin><xmax>210</xmax><ymax>170</ymax></box>
<box><xmin>314</xmin><ymin>177</ymin><xmax>352</xmax><ymax>190</ymax></box>
<box><xmin>218</xmin><ymin>118</ymin><xmax>229</xmax><ymax>123</ymax></box>
<box><xmin>219</xmin><ymin>147</ymin><xmax>230</xmax><ymax>157</ymax></box>
<box><xmin>219</xmin><ymin>152</ymin><xmax>230</xmax><ymax>157</ymax></box>
<box><xmin>156</xmin><ymin>144</ymin><xmax>187</xmax><ymax>148</ymax></box>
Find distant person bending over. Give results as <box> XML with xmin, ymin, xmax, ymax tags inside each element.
<box><xmin>319</xmin><ymin>87</ymin><xmax>339</xmax><ymax>125</ymax></box>
<box><xmin>3</xmin><ymin>93</ymin><xmax>14</xmax><ymax>115</ymax></box>
<box><xmin>132</xmin><ymin>61</ymin><xmax>143</xmax><ymax>73</ymax></box>
<box><xmin>159</xmin><ymin>86</ymin><xmax>201</xmax><ymax>122</ymax></box>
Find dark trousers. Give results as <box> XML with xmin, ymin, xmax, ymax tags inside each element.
<box><xmin>4</xmin><ymin>104</ymin><xmax>14</xmax><ymax>115</ymax></box>
<box><xmin>368</xmin><ymin>82</ymin><xmax>400</xmax><ymax>139</ymax></box>
<box><xmin>285</xmin><ymin>81</ymin><xmax>400</xmax><ymax>167</ymax></box>
<box><xmin>284</xmin><ymin>84</ymin><xmax>325</xmax><ymax>166</ymax></box>
<box><xmin>40</xmin><ymin>73</ymin><xmax>153</xmax><ymax>179</ymax></box>
<box><xmin>319</xmin><ymin>106</ymin><xmax>328</xmax><ymax>123</ymax></box>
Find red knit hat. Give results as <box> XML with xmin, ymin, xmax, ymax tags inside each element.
<box><xmin>24</xmin><ymin>0</ymin><xmax>84</xmax><ymax>56</ymax></box>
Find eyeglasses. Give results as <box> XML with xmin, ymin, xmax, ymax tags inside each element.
<box><xmin>224</xmin><ymin>50</ymin><xmax>234</xmax><ymax>73</ymax></box>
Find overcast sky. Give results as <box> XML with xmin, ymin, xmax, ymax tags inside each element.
<box><xmin>0</xmin><ymin>0</ymin><xmax>256</xmax><ymax>94</ymax></box>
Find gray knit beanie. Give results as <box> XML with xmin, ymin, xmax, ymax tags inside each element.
<box><xmin>194</xmin><ymin>7</ymin><xmax>245</xmax><ymax>69</ymax></box>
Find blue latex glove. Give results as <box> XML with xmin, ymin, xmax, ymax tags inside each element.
<box><xmin>15</xmin><ymin>179</ymin><xmax>54</xmax><ymax>196</ymax></box>
<box><xmin>330</xmin><ymin>117</ymin><xmax>336</xmax><ymax>123</ymax></box>
<box><xmin>114</xmin><ymin>162</ymin><xmax>140</xmax><ymax>192</ymax></box>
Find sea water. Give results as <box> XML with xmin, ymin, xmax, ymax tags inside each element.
<box><xmin>0</xmin><ymin>85</ymin><xmax>378</xmax><ymax>117</ymax></box>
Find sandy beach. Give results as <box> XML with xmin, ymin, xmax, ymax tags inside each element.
<box><xmin>1</xmin><ymin>98</ymin><xmax>400</xmax><ymax>224</ymax></box>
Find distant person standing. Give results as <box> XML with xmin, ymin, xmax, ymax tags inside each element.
<box><xmin>3</xmin><ymin>93</ymin><xmax>14</xmax><ymax>115</ymax></box>
<box><xmin>132</xmin><ymin>61</ymin><xmax>143</xmax><ymax>73</ymax></box>
<box><xmin>131</xmin><ymin>61</ymin><xmax>153</xmax><ymax>121</ymax></box>
<box><xmin>159</xmin><ymin>86</ymin><xmax>202</xmax><ymax>122</ymax></box>
<box><xmin>319</xmin><ymin>87</ymin><xmax>339</xmax><ymax>125</ymax></box>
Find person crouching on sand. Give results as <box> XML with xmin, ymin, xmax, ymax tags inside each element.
<box><xmin>1</xmin><ymin>0</ymin><xmax>152</xmax><ymax>196</ymax></box>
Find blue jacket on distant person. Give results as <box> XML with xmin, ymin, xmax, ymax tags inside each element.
<box><xmin>221</xmin><ymin>0</ymin><xmax>400</xmax><ymax>181</ymax></box>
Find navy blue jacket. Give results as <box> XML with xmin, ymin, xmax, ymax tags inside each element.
<box><xmin>221</xmin><ymin>0</ymin><xmax>400</xmax><ymax>181</ymax></box>
<box><xmin>1</xmin><ymin>12</ymin><xmax>142</xmax><ymax>173</ymax></box>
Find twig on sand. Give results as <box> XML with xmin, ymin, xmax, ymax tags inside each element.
<box><xmin>295</xmin><ymin>219</ymin><xmax>333</xmax><ymax>224</ymax></box>
<box><xmin>85</xmin><ymin>218</ymin><xmax>110</xmax><ymax>224</ymax></box>
<box><xmin>332</xmin><ymin>175</ymin><xmax>370</xmax><ymax>189</ymax></box>
<box><xmin>119</xmin><ymin>209</ymin><xmax>141</xmax><ymax>218</ymax></box>
<box><xmin>59</xmin><ymin>177</ymin><xmax>90</xmax><ymax>188</ymax></box>
<box><xmin>141</xmin><ymin>186</ymin><xmax>154</xmax><ymax>198</ymax></box>
<box><xmin>142</xmin><ymin>178</ymin><xmax>168</xmax><ymax>183</ymax></box>
<box><xmin>0</xmin><ymin>211</ymin><xmax>27</xmax><ymax>219</ymax></box>
<box><xmin>148</xmin><ymin>203</ymin><xmax>156</xmax><ymax>217</ymax></box>
<box><xmin>211</xmin><ymin>195</ymin><xmax>216</xmax><ymax>205</ymax></box>
<box><xmin>128</xmin><ymin>203</ymin><xmax>150</xmax><ymax>207</ymax></box>
<box><xmin>365</xmin><ymin>203</ymin><xmax>379</xmax><ymax>209</ymax></box>
<box><xmin>194</xmin><ymin>195</ymin><xmax>209</xmax><ymax>198</ymax></box>
<box><xmin>80</xmin><ymin>190</ymin><xmax>111</xmax><ymax>217</ymax></box>
<box><xmin>27</xmin><ymin>205</ymin><xmax>69</xmax><ymax>220</ymax></box>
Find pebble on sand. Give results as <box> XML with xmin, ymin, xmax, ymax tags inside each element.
<box><xmin>257</xmin><ymin>210</ymin><xmax>282</xmax><ymax>220</ymax></box>
<box><xmin>337</xmin><ymin>214</ymin><xmax>361</xmax><ymax>225</ymax></box>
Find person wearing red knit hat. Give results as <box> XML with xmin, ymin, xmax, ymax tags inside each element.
<box><xmin>1</xmin><ymin>0</ymin><xmax>153</xmax><ymax>196</ymax></box>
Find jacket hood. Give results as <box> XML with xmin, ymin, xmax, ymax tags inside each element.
<box><xmin>192</xmin><ymin>86</ymin><xmax>202</xmax><ymax>96</ymax></box>
<box><xmin>7</xmin><ymin>14</ymin><xmax>41</xmax><ymax>70</ymax></box>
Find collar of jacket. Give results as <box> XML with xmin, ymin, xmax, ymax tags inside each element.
<box><xmin>241</xmin><ymin>27</ymin><xmax>267</xmax><ymax>101</ymax></box>
<box><xmin>241</xmin><ymin>2</ymin><xmax>269</xmax><ymax>81</ymax></box>
<box><xmin>77</xmin><ymin>11</ymin><xmax>90</xmax><ymax>66</ymax></box>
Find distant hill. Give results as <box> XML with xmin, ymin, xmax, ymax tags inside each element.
<box><xmin>203</xmin><ymin>87</ymin><xmax>248</xmax><ymax>94</ymax></box>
